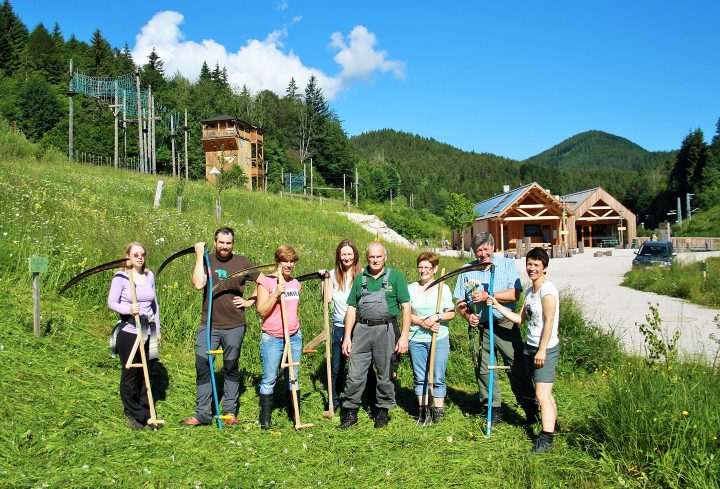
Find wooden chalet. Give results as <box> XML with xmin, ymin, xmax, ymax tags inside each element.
<box><xmin>562</xmin><ymin>187</ymin><xmax>636</xmax><ymax>248</ymax></box>
<box><xmin>454</xmin><ymin>183</ymin><xmax>568</xmax><ymax>252</ymax></box>
<box><xmin>201</xmin><ymin>115</ymin><xmax>265</xmax><ymax>191</ymax></box>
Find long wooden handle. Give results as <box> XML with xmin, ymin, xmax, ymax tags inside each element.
<box><xmin>128</xmin><ymin>269</ymin><xmax>160</xmax><ymax>424</ymax></box>
<box><xmin>277</xmin><ymin>267</ymin><xmax>306</xmax><ymax>428</ymax></box>
<box><xmin>323</xmin><ymin>275</ymin><xmax>334</xmax><ymax>418</ymax></box>
<box><xmin>427</xmin><ymin>268</ymin><xmax>445</xmax><ymax>391</ymax></box>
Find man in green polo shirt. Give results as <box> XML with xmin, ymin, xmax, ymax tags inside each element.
<box><xmin>339</xmin><ymin>241</ymin><xmax>411</xmax><ymax>429</ymax></box>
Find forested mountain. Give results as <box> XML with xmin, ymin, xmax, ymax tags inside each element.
<box><xmin>524</xmin><ymin>130</ymin><xmax>673</xmax><ymax>170</ymax></box>
<box><xmin>350</xmin><ymin>129</ymin><xmax>520</xmax><ymax>214</ymax></box>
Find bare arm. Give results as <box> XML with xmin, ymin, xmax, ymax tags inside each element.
<box><xmin>256</xmin><ymin>280</ymin><xmax>284</xmax><ymax>318</ymax></box>
<box><xmin>395</xmin><ymin>302</ymin><xmax>411</xmax><ymax>354</ymax></box>
<box><xmin>341</xmin><ymin>306</ymin><xmax>357</xmax><ymax>356</ymax></box>
<box><xmin>191</xmin><ymin>242</ymin><xmax>207</xmax><ymax>290</ymax></box>
<box><xmin>487</xmin><ymin>296</ymin><xmax>524</xmax><ymax>324</ymax></box>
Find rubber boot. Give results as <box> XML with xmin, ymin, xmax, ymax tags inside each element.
<box><xmin>417</xmin><ymin>405</ymin><xmax>428</xmax><ymax>424</ymax></box>
<box><xmin>259</xmin><ymin>394</ymin><xmax>273</xmax><ymax>430</ymax></box>
<box><xmin>432</xmin><ymin>406</ymin><xmax>446</xmax><ymax>424</ymax></box>
<box><xmin>286</xmin><ymin>390</ymin><xmax>300</xmax><ymax>424</ymax></box>
<box><xmin>338</xmin><ymin>408</ymin><xmax>358</xmax><ymax>429</ymax></box>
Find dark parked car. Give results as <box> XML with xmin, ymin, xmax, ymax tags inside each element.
<box><xmin>632</xmin><ymin>241</ymin><xmax>675</xmax><ymax>267</ymax></box>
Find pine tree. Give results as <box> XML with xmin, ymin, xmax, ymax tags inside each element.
<box><xmin>23</xmin><ymin>23</ymin><xmax>63</xmax><ymax>82</ymax></box>
<box><xmin>699</xmin><ymin>118</ymin><xmax>720</xmax><ymax>208</ymax></box>
<box><xmin>285</xmin><ymin>77</ymin><xmax>299</xmax><ymax>100</ymax></box>
<box><xmin>141</xmin><ymin>47</ymin><xmax>166</xmax><ymax>91</ymax></box>
<box><xmin>198</xmin><ymin>61</ymin><xmax>212</xmax><ymax>82</ymax></box>
<box><xmin>0</xmin><ymin>0</ymin><xmax>28</xmax><ymax>74</ymax></box>
<box><xmin>669</xmin><ymin>129</ymin><xmax>706</xmax><ymax>197</ymax></box>
<box><xmin>89</xmin><ymin>29</ymin><xmax>114</xmax><ymax>76</ymax></box>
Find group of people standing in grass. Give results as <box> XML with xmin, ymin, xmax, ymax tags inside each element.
<box><xmin>107</xmin><ymin>228</ymin><xmax>560</xmax><ymax>453</ymax></box>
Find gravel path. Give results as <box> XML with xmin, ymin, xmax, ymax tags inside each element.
<box><xmin>518</xmin><ymin>248</ymin><xmax>720</xmax><ymax>361</ymax></box>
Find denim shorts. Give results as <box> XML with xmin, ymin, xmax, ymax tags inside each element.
<box><xmin>523</xmin><ymin>344</ymin><xmax>560</xmax><ymax>383</ymax></box>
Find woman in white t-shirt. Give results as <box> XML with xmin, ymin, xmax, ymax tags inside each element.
<box><xmin>408</xmin><ymin>251</ymin><xmax>455</xmax><ymax>423</ymax></box>
<box><xmin>326</xmin><ymin>240</ymin><xmax>362</xmax><ymax>410</ymax></box>
<box><xmin>488</xmin><ymin>247</ymin><xmax>559</xmax><ymax>454</ymax></box>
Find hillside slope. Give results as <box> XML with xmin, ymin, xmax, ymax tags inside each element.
<box><xmin>0</xmin><ymin>154</ymin><xmax>618</xmax><ymax>487</ymax></box>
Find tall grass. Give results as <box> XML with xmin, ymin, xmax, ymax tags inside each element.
<box><xmin>622</xmin><ymin>259</ymin><xmax>720</xmax><ymax>308</ymax></box>
<box><xmin>578</xmin><ymin>305</ymin><xmax>720</xmax><ymax>488</ymax></box>
<box><xmin>0</xmin><ymin>156</ymin><xmax>616</xmax><ymax>487</ymax></box>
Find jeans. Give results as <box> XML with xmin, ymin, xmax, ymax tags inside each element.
<box><xmin>259</xmin><ymin>330</ymin><xmax>303</xmax><ymax>395</ymax></box>
<box><xmin>409</xmin><ymin>336</ymin><xmax>449</xmax><ymax>398</ymax></box>
<box><xmin>331</xmin><ymin>325</ymin><xmax>347</xmax><ymax>407</ymax></box>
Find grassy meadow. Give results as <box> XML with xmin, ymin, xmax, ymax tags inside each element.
<box><xmin>1</xmin><ymin>127</ymin><xmax>719</xmax><ymax>488</ymax></box>
<box><xmin>623</xmin><ymin>258</ymin><xmax>720</xmax><ymax>309</ymax></box>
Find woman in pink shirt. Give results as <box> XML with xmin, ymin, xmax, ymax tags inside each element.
<box><xmin>256</xmin><ymin>245</ymin><xmax>303</xmax><ymax>430</ymax></box>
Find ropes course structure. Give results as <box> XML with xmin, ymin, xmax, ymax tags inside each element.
<box><xmin>67</xmin><ymin>60</ymin><xmax>189</xmax><ymax>178</ymax></box>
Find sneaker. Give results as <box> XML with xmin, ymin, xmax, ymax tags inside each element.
<box><xmin>223</xmin><ymin>415</ymin><xmax>239</xmax><ymax>425</ymax></box>
<box><xmin>126</xmin><ymin>415</ymin><xmax>145</xmax><ymax>430</ymax></box>
<box><xmin>531</xmin><ymin>432</ymin><xmax>554</xmax><ymax>454</ymax></box>
<box><xmin>374</xmin><ymin>408</ymin><xmax>389</xmax><ymax>429</ymax></box>
<box><xmin>180</xmin><ymin>416</ymin><xmax>208</xmax><ymax>426</ymax></box>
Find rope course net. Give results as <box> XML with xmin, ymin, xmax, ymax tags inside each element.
<box><xmin>70</xmin><ymin>71</ymin><xmax>180</xmax><ymax>127</ymax></box>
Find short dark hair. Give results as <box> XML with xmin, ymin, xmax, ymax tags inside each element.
<box><xmin>214</xmin><ymin>227</ymin><xmax>235</xmax><ymax>242</ymax></box>
<box><xmin>526</xmin><ymin>247</ymin><xmax>549</xmax><ymax>268</ymax></box>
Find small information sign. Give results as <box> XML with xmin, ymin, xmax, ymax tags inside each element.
<box><xmin>29</xmin><ymin>256</ymin><xmax>49</xmax><ymax>273</ymax></box>
<box><xmin>617</xmin><ymin>226</ymin><xmax>627</xmax><ymax>231</ymax></box>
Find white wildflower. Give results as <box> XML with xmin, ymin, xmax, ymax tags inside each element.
<box><xmin>82</xmin><ymin>465</ymin><xmax>89</xmax><ymax>470</ymax></box>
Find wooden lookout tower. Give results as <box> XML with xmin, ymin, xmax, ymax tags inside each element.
<box><xmin>201</xmin><ymin>115</ymin><xmax>265</xmax><ymax>191</ymax></box>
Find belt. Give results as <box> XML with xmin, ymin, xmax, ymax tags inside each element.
<box><xmin>357</xmin><ymin>317</ymin><xmax>397</xmax><ymax>326</ymax></box>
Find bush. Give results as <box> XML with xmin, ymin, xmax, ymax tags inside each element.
<box><xmin>558</xmin><ymin>291</ymin><xmax>623</xmax><ymax>373</ymax></box>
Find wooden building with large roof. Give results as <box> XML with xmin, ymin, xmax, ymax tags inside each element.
<box><xmin>201</xmin><ymin>115</ymin><xmax>265</xmax><ymax>191</ymax></box>
<box><xmin>454</xmin><ymin>183</ymin><xmax>569</xmax><ymax>252</ymax></box>
<box><xmin>561</xmin><ymin>187</ymin><xmax>636</xmax><ymax>248</ymax></box>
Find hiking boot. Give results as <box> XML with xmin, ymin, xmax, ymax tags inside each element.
<box><xmin>259</xmin><ymin>394</ymin><xmax>273</xmax><ymax>430</ymax></box>
<box><xmin>531</xmin><ymin>432</ymin><xmax>554</xmax><ymax>454</ymax></box>
<box><xmin>126</xmin><ymin>415</ymin><xmax>145</xmax><ymax>430</ymax></box>
<box><xmin>432</xmin><ymin>406</ymin><xmax>446</xmax><ymax>424</ymax></box>
<box><xmin>374</xmin><ymin>408</ymin><xmax>389</xmax><ymax>428</ymax></box>
<box><xmin>338</xmin><ymin>408</ymin><xmax>358</xmax><ymax>429</ymax></box>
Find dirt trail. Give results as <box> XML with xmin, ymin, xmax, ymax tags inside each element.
<box><xmin>518</xmin><ymin>248</ymin><xmax>720</xmax><ymax>360</ymax></box>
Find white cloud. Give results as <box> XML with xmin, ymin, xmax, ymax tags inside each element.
<box><xmin>330</xmin><ymin>25</ymin><xmax>405</xmax><ymax>81</ymax></box>
<box><xmin>131</xmin><ymin>11</ymin><xmax>403</xmax><ymax>100</ymax></box>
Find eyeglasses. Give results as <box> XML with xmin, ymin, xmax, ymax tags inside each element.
<box><xmin>417</xmin><ymin>266</ymin><xmax>433</xmax><ymax>271</ymax></box>
<box><xmin>132</xmin><ymin>252</ymin><xmax>146</xmax><ymax>258</ymax></box>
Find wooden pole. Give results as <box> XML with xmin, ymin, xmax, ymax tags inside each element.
<box><xmin>149</xmin><ymin>89</ymin><xmax>156</xmax><ymax>174</ymax></box>
<box><xmin>343</xmin><ymin>173</ymin><xmax>346</xmax><ymax>205</ymax></box>
<box><xmin>113</xmin><ymin>81</ymin><xmax>119</xmax><ymax>169</ymax></box>
<box><xmin>68</xmin><ymin>59</ymin><xmax>74</xmax><ymax>161</ymax></box>
<box><xmin>355</xmin><ymin>167</ymin><xmax>358</xmax><ymax>207</ymax></box>
<box><xmin>32</xmin><ymin>272</ymin><xmax>40</xmax><ymax>337</ymax></box>
<box><xmin>310</xmin><ymin>158</ymin><xmax>314</xmax><ymax>197</ymax></box>
<box><xmin>135</xmin><ymin>71</ymin><xmax>144</xmax><ymax>173</ymax></box>
<box><xmin>170</xmin><ymin>114</ymin><xmax>176</xmax><ymax>177</ymax></box>
<box><xmin>321</xmin><ymin>274</ymin><xmax>334</xmax><ymax>419</ymax></box>
<box><xmin>184</xmin><ymin>109</ymin><xmax>189</xmax><ymax>180</ymax></box>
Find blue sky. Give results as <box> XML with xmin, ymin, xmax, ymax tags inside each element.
<box><xmin>13</xmin><ymin>0</ymin><xmax>720</xmax><ymax>160</ymax></box>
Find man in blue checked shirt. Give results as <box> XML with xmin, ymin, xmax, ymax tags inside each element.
<box><xmin>453</xmin><ymin>232</ymin><xmax>538</xmax><ymax>426</ymax></box>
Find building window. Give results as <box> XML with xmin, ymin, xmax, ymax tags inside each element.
<box><xmin>524</xmin><ymin>224</ymin><xmax>542</xmax><ymax>237</ymax></box>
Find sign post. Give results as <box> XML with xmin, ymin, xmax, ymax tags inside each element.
<box><xmin>29</xmin><ymin>256</ymin><xmax>49</xmax><ymax>336</ymax></box>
